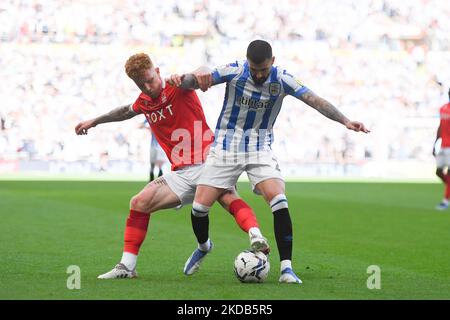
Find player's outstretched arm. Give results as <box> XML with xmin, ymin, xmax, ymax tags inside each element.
<box><xmin>166</xmin><ymin>66</ymin><xmax>213</xmax><ymax>92</ymax></box>
<box><xmin>300</xmin><ymin>91</ymin><xmax>370</xmax><ymax>133</ymax></box>
<box><xmin>75</xmin><ymin>104</ymin><xmax>137</xmax><ymax>135</ymax></box>
<box><xmin>166</xmin><ymin>74</ymin><xmax>199</xmax><ymax>90</ymax></box>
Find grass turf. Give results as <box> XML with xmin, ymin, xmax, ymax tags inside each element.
<box><xmin>0</xmin><ymin>180</ymin><xmax>449</xmax><ymax>300</ymax></box>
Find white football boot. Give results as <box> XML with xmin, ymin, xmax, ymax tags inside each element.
<box><xmin>183</xmin><ymin>241</ymin><xmax>214</xmax><ymax>275</ymax></box>
<box><xmin>435</xmin><ymin>201</ymin><xmax>449</xmax><ymax>210</ymax></box>
<box><xmin>249</xmin><ymin>233</ymin><xmax>270</xmax><ymax>255</ymax></box>
<box><xmin>279</xmin><ymin>267</ymin><xmax>302</xmax><ymax>284</ymax></box>
<box><xmin>97</xmin><ymin>263</ymin><xmax>137</xmax><ymax>279</ymax></box>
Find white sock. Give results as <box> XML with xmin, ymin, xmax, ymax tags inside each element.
<box><xmin>120</xmin><ymin>252</ymin><xmax>137</xmax><ymax>271</ymax></box>
<box><xmin>249</xmin><ymin>227</ymin><xmax>263</xmax><ymax>238</ymax></box>
<box><xmin>280</xmin><ymin>259</ymin><xmax>292</xmax><ymax>272</ymax></box>
<box><xmin>443</xmin><ymin>199</ymin><xmax>449</xmax><ymax>205</ymax></box>
<box><xmin>198</xmin><ymin>238</ymin><xmax>211</xmax><ymax>252</ymax></box>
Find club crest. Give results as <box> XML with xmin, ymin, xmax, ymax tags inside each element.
<box><xmin>269</xmin><ymin>83</ymin><xmax>281</xmax><ymax>96</ymax></box>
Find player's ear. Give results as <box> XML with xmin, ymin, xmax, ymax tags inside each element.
<box><xmin>271</xmin><ymin>56</ymin><xmax>275</xmax><ymax>65</ymax></box>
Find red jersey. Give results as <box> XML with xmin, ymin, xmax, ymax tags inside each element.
<box><xmin>440</xmin><ymin>102</ymin><xmax>450</xmax><ymax>147</ymax></box>
<box><xmin>132</xmin><ymin>82</ymin><xmax>214</xmax><ymax>170</ymax></box>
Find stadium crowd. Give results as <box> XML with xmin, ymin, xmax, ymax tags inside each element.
<box><xmin>1</xmin><ymin>0</ymin><xmax>449</xmax><ymax>176</ymax></box>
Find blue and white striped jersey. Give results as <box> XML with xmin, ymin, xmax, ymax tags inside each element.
<box><xmin>211</xmin><ymin>60</ymin><xmax>309</xmax><ymax>152</ymax></box>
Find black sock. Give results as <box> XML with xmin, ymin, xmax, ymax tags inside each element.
<box><xmin>158</xmin><ymin>169</ymin><xmax>163</xmax><ymax>177</ymax></box>
<box><xmin>191</xmin><ymin>212</ymin><xmax>209</xmax><ymax>246</ymax></box>
<box><xmin>273</xmin><ymin>208</ymin><xmax>293</xmax><ymax>261</ymax></box>
<box><xmin>150</xmin><ymin>171</ymin><xmax>154</xmax><ymax>181</ymax></box>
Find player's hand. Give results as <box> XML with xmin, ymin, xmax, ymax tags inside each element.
<box><xmin>75</xmin><ymin>119</ymin><xmax>96</xmax><ymax>135</ymax></box>
<box><xmin>193</xmin><ymin>70</ymin><xmax>212</xmax><ymax>92</ymax></box>
<box><xmin>166</xmin><ymin>74</ymin><xmax>184</xmax><ymax>87</ymax></box>
<box><xmin>345</xmin><ymin>121</ymin><xmax>370</xmax><ymax>133</ymax></box>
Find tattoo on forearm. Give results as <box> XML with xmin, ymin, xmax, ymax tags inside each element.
<box><xmin>94</xmin><ymin>104</ymin><xmax>136</xmax><ymax>125</ymax></box>
<box><xmin>180</xmin><ymin>74</ymin><xmax>199</xmax><ymax>90</ymax></box>
<box><xmin>300</xmin><ymin>91</ymin><xmax>349</xmax><ymax>125</ymax></box>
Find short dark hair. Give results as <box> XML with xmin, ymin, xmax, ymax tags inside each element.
<box><xmin>246</xmin><ymin>40</ymin><xmax>272</xmax><ymax>64</ymax></box>
<box><xmin>448</xmin><ymin>88</ymin><xmax>450</xmax><ymax>99</ymax></box>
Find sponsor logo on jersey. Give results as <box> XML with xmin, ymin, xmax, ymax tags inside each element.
<box><xmin>145</xmin><ymin>104</ymin><xmax>174</xmax><ymax>124</ymax></box>
<box><xmin>237</xmin><ymin>96</ymin><xmax>274</xmax><ymax>110</ymax></box>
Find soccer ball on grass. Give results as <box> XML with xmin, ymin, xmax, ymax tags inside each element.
<box><xmin>233</xmin><ymin>250</ymin><xmax>270</xmax><ymax>283</ymax></box>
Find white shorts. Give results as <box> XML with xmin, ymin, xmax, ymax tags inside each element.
<box><xmin>163</xmin><ymin>164</ymin><xmax>204</xmax><ymax>205</ymax></box>
<box><xmin>436</xmin><ymin>148</ymin><xmax>450</xmax><ymax>168</ymax></box>
<box><xmin>197</xmin><ymin>148</ymin><xmax>284</xmax><ymax>194</ymax></box>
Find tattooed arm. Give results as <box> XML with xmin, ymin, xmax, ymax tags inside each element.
<box><xmin>179</xmin><ymin>74</ymin><xmax>200</xmax><ymax>90</ymax></box>
<box><xmin>75</xmin><ymin>104</ymin><xmax>138</xmax><ymax>135</ymax></box>
<box><xmin>166</xmin><ymin>66</ymin><xmax>213</xmax><ymax>91</ymax></box>
<box><xmin>91</xmin><ymin>104</ymin><xmax>138</xmax><ymax>124</ymax></box>
<box><xmin>300</xmin><ymin>91</ymin><xmax>370</xmax><ymax>133</ymax></box>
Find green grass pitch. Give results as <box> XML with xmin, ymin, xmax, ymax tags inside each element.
<box><xmin>1</xmin><ymin>180</ymin><xmax>449</xmax><ymax>300</ymax></box>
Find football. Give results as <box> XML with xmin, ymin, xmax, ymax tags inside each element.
<box><xmin>234</xmin><ymin>250</ymin><xmax>270</xmax><ymax>283</ymax></box>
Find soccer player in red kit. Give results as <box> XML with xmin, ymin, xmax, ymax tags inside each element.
<box><xmin>75</xmin><ymin>53</ymin><xmax>269</xmax><ymax>279</ymax></box>
<box><xmin>433</xmin><ymin>88</ymin><xmax>450</xmax><ymax>210</ymax></box>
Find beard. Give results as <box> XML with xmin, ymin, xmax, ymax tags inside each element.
<box><xmin>253</xmin><ymin>77</ymin><xmax>267</xmax><ymax>85</ymax></box>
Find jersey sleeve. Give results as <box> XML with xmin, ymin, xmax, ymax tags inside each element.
<box><xmin>131</xmin><ymin>97</ymin><xmax>144</xmax><ymax>114</ymax></box>
<box><xmin>280</xmin><ymin>70</ymin><xmax>309</xmax><ymax>99</ymax></box>
<box><xmin>211</xmin><ymin>61</ymin><xmax>241</xmax><ymax>85</ymax></box>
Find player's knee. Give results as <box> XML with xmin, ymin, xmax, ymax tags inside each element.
<box><xmin>257</xmin><ymin>180</ymin><xmax>285</xmax><ymax>203</ymax></box>
<box><xmin>217</xmin><ymin>189</ymin><xmax>238</xmax><ymax>211</ymax></box>
<box><xmin>192</xmin><ymin>201</ymin><xmax>210</xmax><ymax>217</ymax></box>
<box><xmin>269</xmin><ymin>194</ymin><xmax>289</xmax><ymax>212</ymax></box>
<box><xmin>130</xmin><ymin>194</ymin><xmax>153</xmax><ymax>213</ymax></box>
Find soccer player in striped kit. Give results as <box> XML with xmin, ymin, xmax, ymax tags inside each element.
<box><xmin>433</xmin><ymin>88</ymin><xmax>450</xmax><ymax>210</ymax></box>
<box><xmin>75</xmin><ymin>53</ymin><xmax>269</xmax><ymax>279</ymax></box>
<box><xmin>169</xmin><ymin>40</ymin><xmax>369</xmax><ymax>283</ymax></box>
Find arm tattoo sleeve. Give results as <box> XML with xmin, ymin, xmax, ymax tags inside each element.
<box><xmin>93</xmin><ymin>104</ymin><xmax>137</xmax><ymax>125</ymax></box>
<box><xmin>179</xmin><ymin>74</ymin><xmax>200</xmax><ymax>90</ymax></box>
<box><xmin>299</xmin><ymin>91</ymin><xmax>349</xmax><ymax>125</ymax></box>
